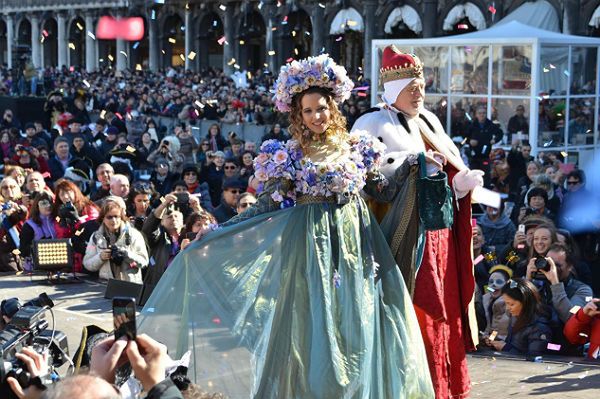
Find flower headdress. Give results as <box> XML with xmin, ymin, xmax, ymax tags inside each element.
<box><xmin>272</xmin><ymin>54</ymin><xmax>354</xmax><ymax>112</ymax></box>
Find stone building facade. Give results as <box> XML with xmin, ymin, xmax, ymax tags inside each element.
<box><xmin>1</xmin><ymin>0</ymin><xmax>599</xmax><ymax>78</ymax></box>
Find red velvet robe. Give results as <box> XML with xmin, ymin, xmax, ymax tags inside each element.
<box><xmin>413</xmin><ymin>160</ymin><xmax>476</xmax><ymax>399</ymax></box>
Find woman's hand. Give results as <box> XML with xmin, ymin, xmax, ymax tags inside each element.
<box><xmin>100</xmin><ymin>249</ymin><xmax>112</xmax><ymax>262</ymax></box>
<box><xmin>513</xmin><ymin>230</ymin><xmax>527</xmax><ymax>250</ymax></box>
<box><xmin>189</xmin><ymin>195</ymin><xmax>202</xmax><ymax>213</ymax></box>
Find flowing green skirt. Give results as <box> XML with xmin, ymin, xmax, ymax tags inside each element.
<box><xmin>138</xmin><ymin>197</ymin><xmax>434</xmax><ymax>398</ymax></box>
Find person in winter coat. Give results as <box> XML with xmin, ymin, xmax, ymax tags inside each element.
<box><xmin>52</xmin><ymin>179</ymin><xmax>100</xmax><ymax>272</ymax></box>
<box><xmin>478</xmin><ymin>202</ymin><xmax>517</xmax><ymax>250</ymax></box>
<box><xmin>563</xmin><ymin>297</ymin><xmax>600</xmax><ymax>360</ymax></box>
<box><xmin>84</xmin><ymin>196</ymin><xmax>148</xmax><ymax>283</ymax></box>
<box><xmin>0</xmin><ymin>177</ymin><xmax>27</xmax><ymax>271</ymax></box>
<box><xmin>148</xmin><ymin>136</ymin><xmax>184</xmax><ymax>175</ymax></box>
<box><xmin>19</xmin><ymin>192</ymin><xmax>56</xmax><ymax>271</ymax></box>
<box><xmin>489</xmin><ymin>278</ymin><xmax>552</xmax><ymax>358</ymax></box>
<box><xmin>140</xmin><ymin>193</ymin><xmax>186</xmax><ymax>304</ymax></box>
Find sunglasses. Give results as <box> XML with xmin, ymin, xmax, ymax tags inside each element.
<box><xmin>488</xmin><ymin>278</ymin><xmax>506</xmax><ymax>286</ymax></box>
<box><xmin>38</xmin><ymin>200</ymin><xmax>52</xmax><ymax>208</ymax></box>
<box><xmin>105</xmin><ymin>215</ymin><xmax>121</xmax><ymax>220</ymax></box>
<box><xmin>224</xmin><ymin>166</ymin><xmax>237</xmax><ymax>170</ymax></box>
<box><xmin>566</xmin><ymin>181</ymin><xmax>579</xmax><ymax>185</ymax></box>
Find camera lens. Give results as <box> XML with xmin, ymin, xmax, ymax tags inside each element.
<box><xmin>534</xmin><ymin>257</ymin><xmax>550</xmax><ymax>272</ymax></box>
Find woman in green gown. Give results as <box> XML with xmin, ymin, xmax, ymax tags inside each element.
<box><xmin>138</xmin><ymin>55</ymin><xmax>434</xmax><ymax>398</ymax></box>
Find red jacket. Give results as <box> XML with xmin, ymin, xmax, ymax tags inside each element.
<box><xmin>563</xmin><ymin>308</ymin><xmax>600</xmax><ymax>360</ymax></box>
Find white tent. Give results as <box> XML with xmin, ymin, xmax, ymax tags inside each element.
<box><xmin>371</xmin><ymin>21</ymin><xmax>600</xmax><ymax>165</ymax></box>
<box><xmin>495</xmin><ymin>0</ymin><xmax>559</xmax><ymax>32</ymax></box>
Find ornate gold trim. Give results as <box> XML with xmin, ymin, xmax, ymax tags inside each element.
<box><xmin>380</xmin><ymin>63</ymin><xmax>424</xmax><ymax>84</ymax></box>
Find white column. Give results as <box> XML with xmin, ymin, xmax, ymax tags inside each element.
<box><xmin>222</xmin><ymin>5</ymin><xmax>234</xmax><ymax>74</ymax></box>
<box><xmin>116</xmin><ymin>38</ymin><xmax>127</xmax><ymax>71</ymax></box>
<box><xmin>184</xmin><ymin>8</ymin><xmax>191</xmax><ymax>70</ymax></box>
<box><xmin>31</xmin><ymin>14</ymin><xmax>41</xmax><ymax>68</ymax></box>
<box><xmin>85</xmin><ymin>14</ymin><xmax>95</xmax><ymax>72</ymax></box>
<box><xmin>6</xmin><ymin>15</ymin><xmax>13</xmax><ymax>69</ymax></box>
<box><xmin>57</xmin><ymin>13</ymin><xmax>67</xmax><ymax>67</ymax></box>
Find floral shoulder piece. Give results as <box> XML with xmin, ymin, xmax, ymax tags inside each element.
<box><xmin>253</xmin><ymin>139</ymin><xmax>302</xmax><ymax>206</ymax></box>
<box><xmin>348</xmin><ymin>130</ymin><xmax>386</xmax><ymax>174</ymax></box>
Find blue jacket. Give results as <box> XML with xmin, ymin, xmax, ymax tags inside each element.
<box><xmin>503</xmin><ymin>314</ymin><xmax>552</xmax><ymax>358</ymax></box>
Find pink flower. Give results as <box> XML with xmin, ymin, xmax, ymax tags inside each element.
<box><xmin>254</xmin><ymin>170</ymin><xmax>269</xmax><ymax>181</ymax></box>
<box><xmin>255</xmin><ymin>153</ymin><xmax>270</xmax><ymax>165</ymax></box>
<box><xmin>271</xmin><ymin>191</ymin><xmax>284</xmax><ymax>202</ymax></box>
<box><xmin>273</xmin><ymin>150</ymin><xmax>289</xmax><ymax>164</ymax></box>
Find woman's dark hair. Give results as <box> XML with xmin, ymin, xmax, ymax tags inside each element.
<box><xmin>127</xmin><ymin>182</ymin><xmax>155</xmax><ymax>215</ymax></box>
<box><xmin>527</xmin><ymin>187</ymin><xmax>548</xmax><ymax>205</ymax></box>
<box><xmin>29</xmin><ymin>191</ymin><xmax>54</xmax><ymax>225</ymax></box>
<box><xmin>501</xmin><ymin>278</ymin><xmax>547</xmax><ymax>332</ymax></box>
<box><xmin>556</xmin><ymin>228</ymin><xmax>581</xmax><ymax>259</ymax></box>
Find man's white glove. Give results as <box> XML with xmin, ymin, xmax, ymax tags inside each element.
<box><xmin>453</xmin><ymin>169</ymin><xmax>484</xmax><ymax>199</ymax></box>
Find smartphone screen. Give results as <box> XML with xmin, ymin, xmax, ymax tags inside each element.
<box><xmin>113</xmin><ymin>297</ymin><xmax>136</xmax><ymax>340</ymax></box>
<box><xmin>518</xmin><ymin>224</ymin><xmax>526</xmax><ymax>234</ymax></box>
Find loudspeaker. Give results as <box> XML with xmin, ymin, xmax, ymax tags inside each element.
<box><xmin>104</xmin><ymin>279</ymin><xmax>143</xmax><ymax>303</ymax></box>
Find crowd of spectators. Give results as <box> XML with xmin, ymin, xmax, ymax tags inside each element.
<box><xmin>0</xmin><ymin>64</ymin><xmax>598</xmax><ymax>364</ymax></box>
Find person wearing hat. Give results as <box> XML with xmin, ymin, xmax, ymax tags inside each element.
<box><xmin>19</xmin><ymin>122</ymin><xmax>47</xmax><ymax>149</ymax></box>
<box><xmin>212</xmin><ymin>178</ymin><xmax>243</xmax><ymax>223</ymax></box>
<box><xmin>99</xmin><ymin>126</ymin><xmax>119</xmax><ymax>160</ymax></box>
<box><xmin>481</xmin><ymin>264</ymin><xmax>514</xmax><ymax>342</ymax></box>
<box><xmin>181</xmin><ymin>164</ymin><xmax>213</xmax><ymax>212</ymax></box>
<box><xmin>63</xmin><ymin>158</ymin><xmax>94</xmax><ymax>196</ymax></box>
<box><xmin>352</xmin><ymin>45</ymin><xmax>485</xmax><ymax>398</ymax></box>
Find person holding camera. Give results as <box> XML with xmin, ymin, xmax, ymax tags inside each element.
<box><xmin>525</xmin><ymin>243</ymin><xmax>594</xmax><ymax>324</ymax></box>
<box><xmin>4</xmin><ymin>346</ymin><xmax>49</xmax><ymax>399</ymax></box>
<box><xmin>563</xmin><ymin>298</ymin><xmax>600</xmax><ymax>359</ymax></box>
<box><xmin>140</xmin><ymin>192</ymin><xmax>194</xmax><ymax>304</ymax></box>
<box><xmin>180</xmin><ymin>165</ymin><xmax>213</xmax><ymax>212</ymax></box>
<box><xmin>84</xmin><ymin>196</ymin><xmax>148</xmax><ymax>283</ymax></box>
<box><xmin>514</xmin><ymin>222</ymin><xmax>558</xmax><ymax>277</ymax></box>
<box><xmin>0</xmin><ymin>177</ymin><xmax>27</xmax><ymax>272</ymax></box>
<box><xmin>147</xmin><ymin>136</ymin><xmax>184</xmax><ymax>175</ymax></box>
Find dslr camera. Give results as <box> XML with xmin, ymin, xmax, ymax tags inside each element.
<box><xmin>0</xmin><ymin>294</ymin><xmax>68</xmax><ymax>398</ymax></box>
<box><xmin>110</xmin><ymin>245</ymin><xmax>128</xmax><ymax>265</ymax></box>
<box><xmin>532</xmin><ymin>256</ymin><xmax>551</xmax><ymax>280</ymax></box>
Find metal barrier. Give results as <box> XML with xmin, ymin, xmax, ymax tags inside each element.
<box><xmin>89</xmin><ymin>111</ymin><xmax>273</xmax><ymax>145</ymax></box>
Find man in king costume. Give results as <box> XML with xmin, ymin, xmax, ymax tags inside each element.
<box><xmin>353</xmin><ymin>46</ymin><xmax>484</xmax><ymax>398</ymax></box>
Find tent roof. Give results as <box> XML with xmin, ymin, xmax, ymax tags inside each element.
<box><xmin>453</xmin><ymin>21</ymin><xmax>600</xmax><ymax>44</ymax></box>
<box><xmin>374</xmin><ymin>21</ymin><xmax>600</xmax><ymax>46</ymax></box>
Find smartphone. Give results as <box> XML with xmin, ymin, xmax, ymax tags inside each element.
<box><xmin>175</xmin><ymin>192</ymin><xmax>190</xmax><ymax>204</ymax></box>
<box><xmin>113</xmin><ymin>297</ymin><xmax>136</xmax><ymax>340</ymax></box>
<box><xmin>518</xmin><ymin>224</ymin><xmax>526</xmax><ymax>234</ymax></box>
<box><xmin>186</xmin><ymin>231</ymin><xmax>197</xmax><ymax>240</ymax></box>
